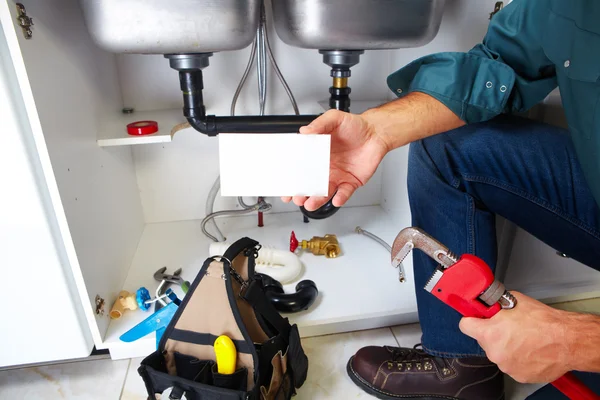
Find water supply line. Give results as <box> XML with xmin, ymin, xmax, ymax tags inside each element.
<box><xmin>203</xmin><ymin>1</ymin><xmax>304</xmax><ymax>241</ymax></box>
<box><xmin>201</xmin><ymin>201</ymin><xmax>272</xmax><ymax>242</ymax></box>
<box><xmin>264</xmin><ymin>12</ymin><xmax>300</xmax><ymax>115</ymax></box>
<box><xmin>355</xmin><ymin>226</ymin><xmax>406</xmax><ymax>282</ymax></box>
<box><xmin>205</xmin><ymin>177</ymin><xmax>226</xmax><ymax>242</ymax></box>
<box><xmin>230</xmin><ymin>38</ymin><xmax>257</xmax><ymax>117</ymax></box>
<box><xmin>257</xmin><ymin>1</ymin><xmax>268</xmax><ymax>116</ymax></box>
<box><xmin>355</xmin><ymin>226</ymin><xmax>392</xmax><ymax>252</ymax></box>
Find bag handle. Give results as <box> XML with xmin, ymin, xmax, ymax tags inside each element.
<box><xmin>223</xmin><ymin>237</ymin><xmax>260</xmax><ymax>277</ymax></box>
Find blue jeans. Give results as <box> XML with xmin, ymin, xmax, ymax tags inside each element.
<box><xmin>408</xmin><ymin>115</ymin><xmax>600</xmax><ymax>357</ymax></box>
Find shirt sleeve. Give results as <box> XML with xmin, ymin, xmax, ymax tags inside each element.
<box><xmin>387</xmin><ymin>0</ymin><xmax>558</xmax><ymax>124</ymax></box>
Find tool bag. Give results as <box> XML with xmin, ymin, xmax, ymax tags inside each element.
<box><xmin>138</xmin><ymin>237</ymin><xmax>309</xmax><ymax>400</ymax></box>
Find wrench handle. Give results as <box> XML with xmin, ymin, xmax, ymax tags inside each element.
<box><xmin>435</xmin><ymin>257</ymin><xmax>597</xmax><ymax>400</ymax></box>
<box><xmin>552</xmin><ymin>373</ymin><xmax>599</xmax><ymax>400</ymax></box>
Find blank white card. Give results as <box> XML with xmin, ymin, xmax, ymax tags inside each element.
<box><xmin>219</xmin><ymin>134</ymin><xmax>331</xmax><ymax>197</ymax></box>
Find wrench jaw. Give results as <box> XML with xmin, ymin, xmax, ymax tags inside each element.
<box><xmin>392</xmin><ymin>227</ymin><xmax>517</xmax><ymax>314</ymax></box>
<box><xmin>392</xmin><ymin>242</ymin><xmax>414</xmax><ymax>269</ymax></box>
<box><xmin>391</xmin><ymin>227</ymin><xmax>458</xmax><ymax>268</ymax></box>
<box><xmin>391</xmin><ymin>227</ymin><xmax>459</xmax><ymax>286</ymax></box>
<box><xmin>424</xmin><ymin>269</ymin><xmax>444</xmax><ymax>294</ymax></box>
<box><xmin>499</xmin><ymin>291</ymin><xmax>517</xmax><ymax>309</ymax></box>
<box><xmin>153</xmin><ymin>267</ymin><xmax>168</xmax><ymax>281</ymax></box>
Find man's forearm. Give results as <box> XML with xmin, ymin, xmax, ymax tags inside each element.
<box><xmin>361</xmin><ymin>92</ymin><xmax>465</xmax><ymax>152</ymax></box>
<box><xmin>565</xmin><ymin>312</ymin><xmax>600</xmax><ymax>373</ymax></box>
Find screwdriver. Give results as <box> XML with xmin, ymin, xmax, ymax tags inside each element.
<box><xmin>214</xmin><ymin>335</ymin><xmax>237</xmax><ymax>374</ymax></box>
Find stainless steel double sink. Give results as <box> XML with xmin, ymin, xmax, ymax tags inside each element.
<box><xmin>79</xmin><ymin>0</ymin><xmax>262</xmax><ymax>54</ymax></box>
<box><xmin>272</xmin><ymin>0</ymin><xmax>446</xmax><ymax>50</ymax></box>
<box><xmin>80</xmin><ymin>0</ymin><xmax>446</xmax><ymax>54</ymax></box>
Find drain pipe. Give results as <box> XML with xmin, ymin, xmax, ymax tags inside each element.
<box><xmin>299</xmin><ymin>50</ymin><xmax>364</xmax><ymax>220</ymax></box>
<box><xmin>168</xmin><ymin>52</ymin><xmax>365</xmax><ymax>221</ymax></box>
<box><xmin>323</xmin><ymin>50</ymin><xmax>363</xmax><ymax>113</ymax></box>
<box><xmin>166</xmin><ymin>53</ymin><xmax>318</xmax><ymax>136</ymax></box>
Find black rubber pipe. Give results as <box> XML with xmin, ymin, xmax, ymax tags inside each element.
<box><xmin>179</xmin><ymin>70</ymin><xmax>318</xmax><ymax>136</ymax></box>
<box><xmin>299</xmin><ymin>82</ymin><xmax>351</xmax><ymax>220</ymax></box>
<box><xmin>257</xmin><ymin>273</ymin><xmax>318</xmax><ymax>314</ymax></box>
<box><xmin>329</xmin><ymin>86</ymin><xmax>351</xmax><ymax>113</ymax></box>
<box><xmin>188</xmin><ymin>115</ymin><xmax>319</xmax><ymax>136</ymax></box>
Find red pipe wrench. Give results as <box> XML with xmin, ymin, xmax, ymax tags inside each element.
<box><xmin>391</xmin><ymin>227</ymin><xmax>599</xmax><ymax>400</ymax></box>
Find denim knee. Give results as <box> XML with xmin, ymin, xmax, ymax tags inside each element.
<box><xmin>407</xmin><ymin>135</ymin><xmax>456</xmax><ymax>200</ymax></box>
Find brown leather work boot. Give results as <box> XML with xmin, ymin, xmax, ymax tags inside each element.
<box><xmin>347</xmin><ymin>344</ymin><xmax>504</xmax><ymax>400</ymax></box>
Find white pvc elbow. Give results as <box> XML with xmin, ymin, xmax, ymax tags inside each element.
<box><xmin>209</xmin><ymin>242</ymin><xmax>303</xmax><ymax>284</ymax></box>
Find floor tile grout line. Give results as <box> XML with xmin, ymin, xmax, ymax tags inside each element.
<box><xmin>389</xmin><ymin>327</ymin><xmax>401</xmax><ymax>347</ymax></box>
<box><xmin>119</xmin><ymin>359</ymin><xmax>132</xmax><ymax>399</ymax></box>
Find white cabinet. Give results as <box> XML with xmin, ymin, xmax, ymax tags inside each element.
<box><xmin>1</xmin><ymin>0</ymin><xmax>598</xmax><ymax>368</ymax></box>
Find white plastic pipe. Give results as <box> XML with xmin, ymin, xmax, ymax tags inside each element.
<box><xmin>209</xmin><ymin>242</ymin><xmax>303</xmax><ymax>284</ymax></box>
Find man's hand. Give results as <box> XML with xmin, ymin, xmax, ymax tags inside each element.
<box><xmin>281</xmin><ymin>109</ymin><xmax>389</xmax><ymax>211</ymax></box>
<box><xmin>459</xmin><ymin>292</ymin><xmax>572</xmax><ymax>383</ymax></box>
<box><xmin>281</xmin><ymin>92</ymin><xmax>465</xmax><ymax>211</ymax></box>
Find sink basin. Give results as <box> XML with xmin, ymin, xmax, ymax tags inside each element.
<box><xmin>272</xmin><ymin>0</ymin><xmax>446</xmax><ymax>50</ymax></box>
<box><xmin>79</xmin><ymin>0</ymin><xmax>261</xmax><ymax>54</ymax></box>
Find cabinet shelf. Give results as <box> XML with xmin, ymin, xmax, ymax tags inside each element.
<box><xmin>97</xmin><ymin>109</ymin><xmax>188</xmax><ymax>147</ymax></box>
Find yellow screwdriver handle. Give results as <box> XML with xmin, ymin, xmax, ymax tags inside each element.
<box><xmin>214</xmin><ymin>335</ymin><xmax>237</xmax><ymax>374</ymax></box>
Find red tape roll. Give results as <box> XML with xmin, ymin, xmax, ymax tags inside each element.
<box><xmin>127</xmin><ymin>120</ymin><xmax>158</xmax><ymax>136</ymax></box>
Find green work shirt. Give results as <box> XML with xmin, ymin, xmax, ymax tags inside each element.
<box><xmin>387</xmin><ymin>0</ymin><xmax>600</xmax><ymax>207</ymax></box>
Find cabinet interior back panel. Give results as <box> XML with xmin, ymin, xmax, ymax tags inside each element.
<box><xmin>131</xmin><ymin>103</ymin><xmax>383</xmax><ymax>224</ymax></box>
<box><xmin>6</xmin><ymin>0</ymin><xmax>145</xmax><ymax>343</ymax></box>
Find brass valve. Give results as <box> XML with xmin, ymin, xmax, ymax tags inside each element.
<box><xmin>298</xmin><ymin>234</ymin><xmax>341</xmax><ymax>258</ymax></box>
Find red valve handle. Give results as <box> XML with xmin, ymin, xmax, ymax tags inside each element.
<box><xmin>290</xmin><ymin>231</ymin><xmax>299</xmax><ymax>253</ymax></box>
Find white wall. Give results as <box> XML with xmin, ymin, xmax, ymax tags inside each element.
<box><xmin>382</xmin><ymin>0</ymin><xmax>500</xmax><ymax>225</ymax></box>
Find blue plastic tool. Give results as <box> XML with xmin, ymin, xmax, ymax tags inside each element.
<box><xmin>136</xmin><ymin>287</ymin><xmax>151</xmax><ymax>311</ymax></box>
<box><xmin>119</xmin><ymin>290</ymin><xmax>180</xmax><ymax>345</ymax></box>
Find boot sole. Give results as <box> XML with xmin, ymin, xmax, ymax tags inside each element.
<box><xmin>346</xmin><ymin>356</ymin><xmax>505</xmax><ymax>400</ymax></box>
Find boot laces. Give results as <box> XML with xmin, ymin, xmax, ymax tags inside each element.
<box><xmin>390</xmin><ymin>344</ymin><xmax>427</xmax><ymax>362</ymax></box>
<box><xmin>391</xmin><ymin>344</ymin><xmax>452</xmax><ymax>371</ymax></box>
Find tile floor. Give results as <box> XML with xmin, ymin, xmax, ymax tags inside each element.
<box><xmin>2</xmin><ymin>298</ymin><xmax>598</xmax><ymax>400</ymax></box>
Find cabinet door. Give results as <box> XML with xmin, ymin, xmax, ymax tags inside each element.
<box><xmin>0</xmin><ymin>9</ymin><xmax>94</xmax><ymax>365</ymax></box>
<box><xmin>0</xmin><ymin>0</ymin><xmax>145</xmax><ymax>357</ymax></box>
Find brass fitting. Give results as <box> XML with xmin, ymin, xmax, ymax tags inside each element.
<box><xmin>333</xmin><ymin>77</ymin><xmax>348</xmax><ymax>89</ymax></box>
<box><xmin>299</xmin><ymin>234</ymin><xmax>341</xmax><ymax>258</ymax></box>
<box><xmin>110</xmin><ymin>291</ymin><xmax>139</xmax><ymax>319</ymax></box>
